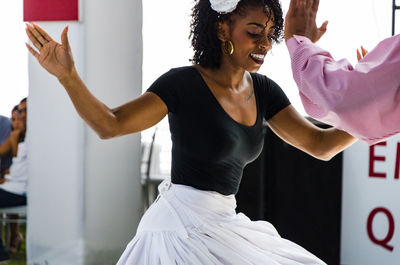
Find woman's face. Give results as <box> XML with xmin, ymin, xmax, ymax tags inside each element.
<box><xmin>221</xmin><ymin>6</ymin><xmax>276</xmax><ymax>73</ymax></box>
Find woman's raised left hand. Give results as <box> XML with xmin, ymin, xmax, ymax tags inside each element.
<box><xmin>25</xmin><ymin>23</ymin><xmax>76</xmax><ymax>81</ymax></box>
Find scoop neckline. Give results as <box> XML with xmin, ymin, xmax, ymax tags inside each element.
<box><xmin>190</xmin><ymin>66</ymin><xmax>260</xmax><ymax>129</ymax></box>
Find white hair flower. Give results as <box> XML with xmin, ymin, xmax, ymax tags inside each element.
<box><xmin>210</xmin><ymin>0</ymin><xmax>241</xmax><ymax>14</ymax></box>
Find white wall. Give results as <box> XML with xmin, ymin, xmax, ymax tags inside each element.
<box><xmin>0</xmin><ymin>0</ymin><xmax>28</xmax><ymax>117</ymax></box>
<box><xmin>26</xmin><ymin>0</ymin><xmax>143</xmax><ymax>264</ymax></box>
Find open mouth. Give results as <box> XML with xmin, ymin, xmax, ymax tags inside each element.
<box><xmin>250</xmin><ymin>53</ymin><xmax>265</xmax><ymax>64</ymax></box>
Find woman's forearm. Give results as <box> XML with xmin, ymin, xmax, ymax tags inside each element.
<box><xmin>58</xmin><ymin>69</ymin><xmax>119</xmax><ymax>139</ymax></box>
<box><xmin>316</xmin><ymin>128</ymin><xmax>357</xmax><ymax>161</ymax></box>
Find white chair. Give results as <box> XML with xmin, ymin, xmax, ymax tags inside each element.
<box><xmin>0</xmin><ymin>206</ymin><xmax>27</xmax><ymax>249</ymax></box>
<box><xmin>141</xmin><ymin>128</ymin><xmax>159</xmax><ymax>211</ymax></box>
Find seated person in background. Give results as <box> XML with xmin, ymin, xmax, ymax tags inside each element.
<box><xmin>0</xmin><ymin>98</ymin><xmax>28</xmax><ymax>254</ymax></box>
<box><xmin>0</xmin><ymin>115</ymin><xmax>11</xmax><ymax>143</ymax></box>
<box><xmin>1</xmin><ymin>105</ymin><xmax>19</xmax><ymax>181</ymax></box>
<box><xmin>284</xmin><ymin>0</ymin><xmax>400</xmax><ymax>145</ymax></box>
<box><xmin>0</xmin><ymin>114</ymin><xmax>12</xmax><ymax>178</ymax></box>
<box><xmin>0</xmin><ymin>114</ymin><xmax>11</xmax><ymax>262</ymax></box>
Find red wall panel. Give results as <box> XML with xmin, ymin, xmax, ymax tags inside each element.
<box><xmin>24</xmin><ymin>0</ymin><xmax>78</xmax><ymax>21</ymax></box>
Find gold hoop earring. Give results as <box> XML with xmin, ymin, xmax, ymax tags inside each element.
<box><xmin>223</xmin><ymin>40</ymin><xmax>234</xmax><ymax>55</ymax></box>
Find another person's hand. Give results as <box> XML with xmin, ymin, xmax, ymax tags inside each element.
<box><xmin>10</xmin><ymin>130</ymin><xmax>21</xmax><ymax>141</ymax></box>
<box><xmin>357</xmin><ymin>46</ymin><xmax>368</xmax><ymax>61</ymax></box>
<box><xmin>10</xmin><ymin>129</ymin><xmax>21</xmax><ymax>146</ymax></box>
<box><xmin>25</xmin><ymin>23</ymin><xmax>76</xmax><ymax>81</ymax></box>
<box><xmin>284</xmin><ymin>0</ymin><xmax>328</xmax><ymax>43</ymax></box>
<box><xmin>0</xmin><ymin>169</ymin><xmax>10</xmax><ymax>180</ymax></box>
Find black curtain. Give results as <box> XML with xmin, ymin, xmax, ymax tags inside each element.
<box><xmin>236</xmin><ymin>121</ymin><xmax>342</xmax><ymax>265</ymax></box>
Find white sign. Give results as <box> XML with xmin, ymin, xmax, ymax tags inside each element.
<box><xmin>341</xmin><ymin>136</ymin><xmax>400</xmax><ymax>265</ymax></box>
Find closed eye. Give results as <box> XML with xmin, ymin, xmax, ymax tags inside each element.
<box><xmin>247</xmin><ymin>32</ymin><xmax>261</xmax><ymax>38</ymax></box>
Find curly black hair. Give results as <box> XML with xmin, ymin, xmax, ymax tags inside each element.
<box><xmin>190</xmin><ymin>0</ymin><xmax>283</xmax><ymax>69</ymax></box>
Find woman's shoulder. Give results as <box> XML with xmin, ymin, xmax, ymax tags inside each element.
<box><xmin>169</xmin><ymin>65</ymin><xmax>196</xmax><ymax>73</ymax></box>
<box><xmin>250</xmin><ymin>72</ymin><xmax>291</xmax><ymax>119</ymax></box>
<box><xmin>250</xmin><ymin>72</ymin><xmax>273</xmax><ymax>83</ymax></box>
<box><xmin>151</xmin><ymin>66</ymin><xmax>197</xmax><ymax>87</ymax></box>
<box><xmin>250</xmin><ymin>72</ymin><xmax>289</xmax><ymax>102</ymax></box>
<box><xmin>162</xmin><ymin>66</ymin><xmax>197</xmax><ymax>78</ymax></box>
<box><xmin>151</xmin><ymin>66</ymin><xmax>198</xmax><ymax>87</ymax></box>
<box><xmin>250</xmin><ymin>72</ymin><xmax>280</xmax><ymax>91</ymax></box>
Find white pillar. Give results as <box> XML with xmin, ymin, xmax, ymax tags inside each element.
<box><xmin>26</xmin><ymin>1</ymin><xmax>143</xmax><ymax>264</ymax></box>
<box><xmin>83</xmin><ymin>0</ymin><xmax>143</xmax><ymax>263</ymax></box>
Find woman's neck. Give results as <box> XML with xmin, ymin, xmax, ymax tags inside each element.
<box><xmin>195</xmin><ymin>61</ymin><xmax>247</xmax><ymax>92</ymax></box>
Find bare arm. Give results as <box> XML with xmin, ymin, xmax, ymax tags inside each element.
<box><xmin>59</xmin><ymin>71</ymin><xmax>167</xmax><ymax>138</ymax></box>
<box><xmin>267</xmin><ymin>105</ymin><xmax>357</xmax><ymax>161</ymax></box>
<box><xmin>0</xmin><ymin>130</ymin><xmax>21</xmax><ymax>157</ymax></box>
<box><xmin>26</xmin><ymin>24</ymin><xmax>167</xmax><ymax>139</ymax></box>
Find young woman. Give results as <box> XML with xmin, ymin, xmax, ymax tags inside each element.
<box><xmin>0</xmin><ymin>100</ymin><xmax>28</xmax><ymax>254</ymax></box>
<box><xmin>26</xmin><ymin>0</ymin><xmax>356</xmax><ymax>264</ymax></box>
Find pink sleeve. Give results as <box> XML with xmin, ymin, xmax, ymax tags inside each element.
<box><xmin>287</xmin><ymin>34</ymin><xmax>400</xmax><ymax>145</ymax></box>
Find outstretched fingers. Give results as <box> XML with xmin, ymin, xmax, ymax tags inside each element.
<box><xmin>312</xmin><ymin>0</ymin><xmax>320</xmax><ymax>12</ymax></box>
<box><xmin>61</xmin><ymin>26</ymin><xmax>70</xmax><ymax>51</ymax></box>
<box><xmin>357</xmin><ymin>46</ymin><xmax>369</xmax><ymax>61</ymax></box>
<box><xmin>285</xmin><ymin>0</ymin><xmax>325</xmax><ymax>42</ymax></box>
<box><xmin>287</xmin><ymin>0</ymin><xmax>297</xmax><ymax>16</ymax></box>
<box><xmin>319</xmin><ymin>21</ymin><xmax>328</xmax><ymax>33</ymax></box>
<box><xmin>357</xmin><ymin>49</ymin><xmax>362</xmax><ymax>61</ymax></box>
<box><xmin>288</xmin><ymin>0</ymin><xmax>306</xmax><ymax>16</ymax></box>
<box><xmin>32</xmin><ymin>23</ymin><xmax>54</xmax><ymax>43</ymax></box>
<box><xmin>288</xmin><ymin>0</ymin><xmax>296</xmax><ymax>12</ymax></box>
<box><xmin>305</xmin><ymin>0</ymin><xmax>314</xmax><ymax>9</ymax></box>
<box><xmin>289</xmin><ymin>0</ymin><xmax>318</xmax><ymax>17</ymax></box>
<box><xmin>361</xmin><ymin>46</ymin><xmax>368</xmax><ymax>57</ymax></box>
<box><xmin>25</xmin><ymin>26</ymin><xmax>42</xmax><ymax>51</ymax></box>
<box><xmin>315</xmin><ymin>20</ymin><xmax>328</xmax><ymax>42</ymax></box>
<box><xmin>26</xmin><ymin>23</ymin><xmax>48</xmax><ymax>49</ymax></box>
<box><xmin>25</xmin><ymin>42</ymin><xmax>39</xmax><ymax>60</ymax></box>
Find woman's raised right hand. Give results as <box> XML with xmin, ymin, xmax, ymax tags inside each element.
<box><xmin>25</xmin><ymin>23</ymin><xmax>75</xmax><ymax>80</ymax></box>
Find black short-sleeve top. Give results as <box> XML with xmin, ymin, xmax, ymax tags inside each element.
<box><xmin>147</xmin><ymin>66</ymin><xmax>290</xmax><ymax>195</ymax></box>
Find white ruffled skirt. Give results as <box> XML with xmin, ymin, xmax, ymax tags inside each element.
<box><xmin>117</xmin><ymin>180</ymin><xmax>326</xmax><ymax>265</ymax></box>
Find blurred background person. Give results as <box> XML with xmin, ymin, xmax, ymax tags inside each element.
<box><xmin>1</xmin><ymin>105</ymin><xmax>19</xmax><ymax>181</ymax></box>
<box><xmin>0</xmin><ymin>98</ymin><xmax>28</xmax><ymax>255</ymax></box>
<box><xmin>0</xmin><ymin>113</ymin><xmax>11</xmax><ymax>262</ymax></box>
<box><xmin>0</xmin><ymin>112</ymin><xmax>12</xmax><ymax>178</ymax></box>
